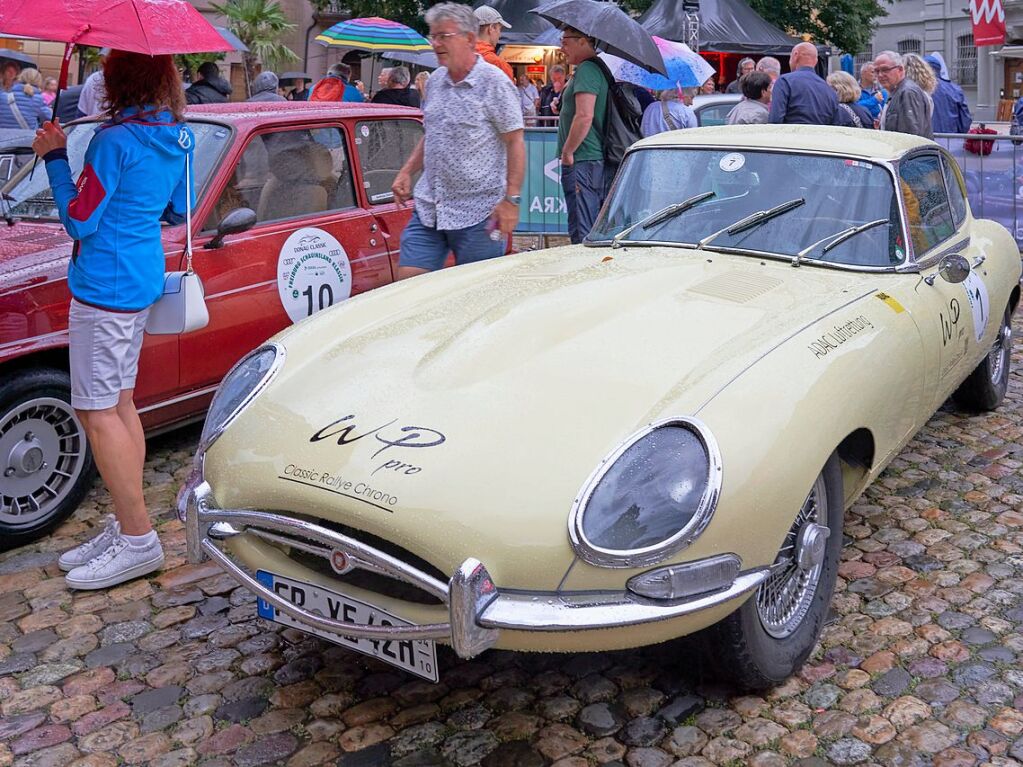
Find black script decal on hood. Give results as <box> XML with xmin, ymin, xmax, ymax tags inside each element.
<box><xmin>310</xmin><ymin>415</ymin><xmax>446</xmax><ymax>460</ymax></box>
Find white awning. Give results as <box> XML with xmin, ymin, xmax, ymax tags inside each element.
<box><xmin>991</xmin><ymin>45</ymin><xmax>1023</xmax><ymax>58</ymax></box>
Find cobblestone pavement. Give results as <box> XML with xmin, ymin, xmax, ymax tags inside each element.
<box><xmin>4</xmin><ymin>325</ymin><xmax>1023</xmax><ymax>767</ymax></box>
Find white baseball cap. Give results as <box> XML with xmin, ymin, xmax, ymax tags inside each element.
<box><xmin>474</xmin><ymin>6</ymin><xmax>512</xmax><ymax>28</ymax></box>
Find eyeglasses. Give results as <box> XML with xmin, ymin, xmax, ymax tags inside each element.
<box><xmin>561</xmin><ymin>34</ymin><xmax>585</xmax><ymax>42</ymax></box>
<box><xmin>874</xmin><ymin>65</ymin><xmax>901</xmax><ymax>74</ymax></box>
<box><xmin>428</xmin><ymin>31</ymin><xmax>463</xmax><ymax>42</ymax></box>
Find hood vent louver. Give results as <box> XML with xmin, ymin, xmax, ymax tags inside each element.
<box><xmin>688</xmin><ymin>271</ymin><xmax>782</xmax><ymax>304</ymax></box>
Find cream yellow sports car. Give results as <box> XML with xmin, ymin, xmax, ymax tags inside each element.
<box><xmin>179</xmin><ymin>126</ymin><xmax>1021</xmax><ymax>690</ymax></box>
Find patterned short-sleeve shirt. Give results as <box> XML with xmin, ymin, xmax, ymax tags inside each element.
<box><xmin>414</xmin><ymin>55</ymin><xmax>524</xmax><ymax>231</ymax></box>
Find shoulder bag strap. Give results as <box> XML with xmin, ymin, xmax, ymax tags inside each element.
<box><xmin>840</xmin><ymin>102</ymin><xmax>861</xmax><ymax>128</ymax></box>
<box><xmin>6</xmin><ymin>92</ymin><xmax>29</xmax><ymax>130</ymax></box>
<box><xmin>661</xmin><ymin>100</ymin><xmax>679</xmax><ymax>131</ymax></box>
<box><xmin>184</xmin><ymin>154</ymin><xmax>193</xmax><ymax>274</ymax></box>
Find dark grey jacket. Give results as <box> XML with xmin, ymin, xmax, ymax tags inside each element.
<box><xmin>881</xmin><ymin>77</ymin><xmax>933</xmax><ymax>139</ymax></box>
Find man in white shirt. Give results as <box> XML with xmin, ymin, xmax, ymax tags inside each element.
<box><xmin>77</xmin><ymin>49</ymin><xmax>109</xmax><ymax>118</ymax></box>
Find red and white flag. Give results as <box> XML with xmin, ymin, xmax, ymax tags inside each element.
<box><xmin>970</xmin><ymin>0</ymin><xmax>1006</xmax><ymax>47</ymax></box>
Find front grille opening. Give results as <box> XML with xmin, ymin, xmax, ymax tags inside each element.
<box><xmin>269</xmin><ymin>515</ymin><xmax>449</xmax><ymax>606</ymax></box>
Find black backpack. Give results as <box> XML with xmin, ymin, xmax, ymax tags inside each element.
<box><xmin>590</xmin><ymin>57</ymin><xmax>643</xmax><ymax>167</ymax></box>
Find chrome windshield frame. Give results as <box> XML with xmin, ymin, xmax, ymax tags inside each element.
<box><xmin>585</xmin><ymin>145</ymin><xmax>913</xmax><ymax>273</ymax></box>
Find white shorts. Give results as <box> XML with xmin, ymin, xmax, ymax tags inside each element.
<box><xmin>68</xmin><ymin>298</ymin><xmax>150</xmax><ymax>411</ymax></box>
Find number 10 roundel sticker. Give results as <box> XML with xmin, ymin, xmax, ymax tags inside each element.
<box><xmin>277</xmin><ymin>228</ymin><xmax>352</xmax><ymax>324</ymax></box>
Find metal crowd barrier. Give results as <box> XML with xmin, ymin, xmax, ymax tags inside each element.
<box><xmin>932</xmin><ymin>131</ymin><xmax>1023</xmax><ymax>249</ymax></box>
<box><xmin>515</xmin><ymin>127</ymin><xmax>1023</xmax><ymax>250</ymax></box>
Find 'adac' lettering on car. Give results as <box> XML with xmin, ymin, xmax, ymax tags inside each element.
<box><xmin>807</xmin><ymin>314</ymin><xmax>874</xmax><ymax>358</ymax></box>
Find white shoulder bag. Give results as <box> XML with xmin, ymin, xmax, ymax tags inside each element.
<box><xmin>146</xmin><ymin>154</ymin><xmax>209</xmax><ymax>335</ymax></box>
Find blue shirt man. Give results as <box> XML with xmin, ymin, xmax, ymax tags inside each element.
<box><xmin>768</xmin><ymin>42</ymin><xmax>839</xmax><ymax>125</ymax></box>
<box><xmin>641</xmin><ymin>95</ymin><xmax>696</xmax><ymax>136</ymax></box>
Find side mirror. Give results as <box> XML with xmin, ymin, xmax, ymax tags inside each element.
<box><xmin>204</xmin><ymin>208</ymin><xmax>256</xmax><ymax>249</ymax></box>
<box><xmin>937</xmin><ymin>253</ymin><xmax>970</xmax><ymax>284</ymax></box>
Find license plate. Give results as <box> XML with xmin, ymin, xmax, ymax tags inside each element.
<box><xmin>255</xmin><ymin>570</ymin><xmax>439</xmax><ymax>682</ymax></box>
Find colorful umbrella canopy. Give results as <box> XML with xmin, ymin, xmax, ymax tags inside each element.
<box><xmin>601</xmin><ymin>37</ymin><xmax>715</xmax><ymax>90</ymax></box>
<box><xmin>0</xmin><ymin>0</ymin><xmax>235</xmax><ymax>56</ymax></box>
<box><xmin>315</xmin><ymin>17</ymin><xmax>431</xmax><ymax>52</ymax></box>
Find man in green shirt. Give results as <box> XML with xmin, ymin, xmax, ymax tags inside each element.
<box><xmin>557</xmin><ymin>26</ymin><xmax>608</xmax><ymax>243</ymax></box>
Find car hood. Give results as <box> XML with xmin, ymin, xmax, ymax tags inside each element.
<box><xmin>0</xmin><ymin>222</ymin><xmax>73</xmax><ymax>296</ymax></box>
<box><xmin>207</xmin><ymin>245</ymin><xmax>876</xmax><ymax>588</ymax></box>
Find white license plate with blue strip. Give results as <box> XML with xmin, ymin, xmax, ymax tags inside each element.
<box><xmin>256</xmin><ymin>570</ymin><xmax>438</xmax><ymax>682</ymax></box>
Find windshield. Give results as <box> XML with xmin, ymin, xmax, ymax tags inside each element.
<box><xmin>0</xmin><ymin>120</ymin><xmax>230</xmax><ymax>222</ymax></box>
<box><xmin>590</xmin><ymin>148</ymin><xmax>905</xmax><ymax>268</ymax></box>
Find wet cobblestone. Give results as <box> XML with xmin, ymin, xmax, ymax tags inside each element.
<box><xmin>5</xmin><ymin>320</ymin><xmax>1023</xmax><ymax>765</ymax></box>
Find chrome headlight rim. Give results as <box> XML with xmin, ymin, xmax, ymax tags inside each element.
<box><xmin>198</xmin><ymin>343</ymin><xmax>286</xmax><ymax>456</ymax></box>
<box><xmin>568</xmin><ymin>416</ymin><xmax>723</xmax><ymax>569</ymax></box>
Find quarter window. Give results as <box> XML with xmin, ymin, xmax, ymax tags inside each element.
<box><xmin>354</xmin><ymin>120</ymin><xmax>423</xmax><ymax>204</ymax></box>
<box><xmin>942</xmin><ymin>154</ymin><xmax>968</xmax><ymax>227</ymax></box>
<box><xmin>204</xmin><ymin>126</ymin><xmax>356</xmax><ymax>230</ymax></box>
<box><xmin>899</xmin><ymin>154</ymin><xmax>956</xmax><ymax>255</ymax></box>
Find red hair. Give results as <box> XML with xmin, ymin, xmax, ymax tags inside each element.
<box><xmin>103</xmin><ymin>50</ymin><xmax>186</xmax><ymax>122</ymax></box>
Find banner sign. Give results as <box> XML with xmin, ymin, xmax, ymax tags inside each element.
<box><xmin>970</xmin><ymin>0</ymin><xmax>1006</xmax><ymax>47</ymax></box>
<box><xmin>518</xmin><ymin>129</ymin><xmax>568</xmax><ymax>234</ymax></box>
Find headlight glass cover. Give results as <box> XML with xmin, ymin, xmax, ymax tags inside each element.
<box><xmin>200</xmin><ymin>345</ymin><xmax>282</xmax><ymax>450</ymax></box>
<box><xmin>570</xmin><ymin>418</ymin><xmax>722</xmax><ymax>568</ymax></box>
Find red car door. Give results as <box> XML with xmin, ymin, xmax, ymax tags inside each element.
<box><xmin>178</xmin><ymin>122</ymin><xmax>392</xmax><ymax>393</ymax></box>
<box><xmin>350</xmin><ymin>117</ymin><xmax>423</xmax><ymax>274</ymax></box>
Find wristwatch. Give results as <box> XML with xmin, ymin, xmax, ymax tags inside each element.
<box><xmin>504</xmin><ymin>194</ymin><xmax>522</xmax><ymax>205</ymax></box>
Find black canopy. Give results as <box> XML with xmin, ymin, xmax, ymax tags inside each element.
<box><xmin>473</xmin><ymin>0</ymin><xmax>558</xmax><ymax>45</ymax></box>
<box><xmin>639</xmin><ymin>0</ymin><xmax>798</xmax><ymax>55</ymax></box>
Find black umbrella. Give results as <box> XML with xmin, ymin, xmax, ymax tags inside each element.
<box><xmin>532</xmin><ymin>0</ymin><xmax>666</xmax><ymax>75</ymax></box>
<box><xmin>0</xmin><ymin>49</ymin><xmax>37</xmax><ymax>70</ymax></box>
<box><xmin>279</xmin><ymin>71</ymin><xmax>313</xmax><ymax>82</ymax></box>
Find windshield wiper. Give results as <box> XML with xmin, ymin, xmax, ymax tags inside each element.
<box><xmin>792</xmin><ymin>218</ymin><xmax>890</xmax><ymax>267</ymax></box>
<box><xmin>697</xmin><ymin>197</ymin><xmax>805</xmax><ymax>250</ymax></box>
<box><xmin>610</xmin><ymin>190</ymin><xmax>716</xmax><ymax>249</ymax></box>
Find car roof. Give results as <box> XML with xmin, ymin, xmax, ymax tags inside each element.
<box><xmin>633</xmin><ymin>124</ymin><xmax>933</xmax><ymax>161</ymax></box>
<box><xmin>185</xmin><ymin>101</ymin><xmax>420</xmax><ymax>128</ymax></box>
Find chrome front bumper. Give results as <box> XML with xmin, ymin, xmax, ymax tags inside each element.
<box><xmin>178</xmin><ymin>468</ymin><xmax>771</xmax><ymax>659</ymax></box>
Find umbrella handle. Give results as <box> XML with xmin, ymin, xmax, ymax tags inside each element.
<box><xmin>30</xmin><ymin>35</ymin><xmax>84</xmax><ymax>181</ymax></box>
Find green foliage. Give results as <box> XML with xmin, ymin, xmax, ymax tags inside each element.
<box><xmin>617</xmin><ymin>0</ymin><xmax>655</xmax><ymax>15</ymax></box>
<box><xmin>310</xmin><ymin>0</ymin><xmax>432</xmax><ymax>33</ymax></box>
<box><xmin>747</xmin><ymin>0</ymin><xmax>890</xmax><ymax>55</ymax></box>
<box><xmin>210</xmin><ymin>0</ymin><xmax>299</xmax><ymax>94</ymax></box>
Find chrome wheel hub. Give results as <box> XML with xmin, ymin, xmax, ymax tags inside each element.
<box><xmin>990</xmin><ymin>318</ymin><xmax>1011</xmax><ymax>385</ymax></box>
<box><xmin>756</xmin><ymin>473</ymin><xmax>830</xmax><ymax>639</ymax></box>
<box><xmin>0</xmin><ymin>398</ymin><xmax>86</xmax><ymax>526</ymax></box>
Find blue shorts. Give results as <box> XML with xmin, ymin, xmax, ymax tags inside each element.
<box><xmin>399</xmin><ymin>210</ymin><xmax>505</xmax><ymax>272</ymax></box>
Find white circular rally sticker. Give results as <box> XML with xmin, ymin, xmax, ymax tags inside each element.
<box><xmin>277</xmin><ymin>228</ymin><xmax>352</xmax><ymax>324</ymax></box>
<box><xmin>962</xmin><ymin>270</ymin><xmax>989</xmax><ymax>342</ymax></box>
<box><xmin>719</xmin><ymin>153</ymin><xmax>745</xmax><ymax>172</ymax></box>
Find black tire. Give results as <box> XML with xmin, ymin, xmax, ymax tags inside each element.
<box><xmin>693</xmin><ymin>453</ymin><xmax>844</xmax><ymax>691</ymax></box>
<box><xmin>0</xmin><ymin>368</ymin><xmax>96</xmax><ymax>550</ymax></box>
<box><xmin>953</xmin><ymin>306</ymin><xmax>1013</xmax><ymax>412</ymax></box>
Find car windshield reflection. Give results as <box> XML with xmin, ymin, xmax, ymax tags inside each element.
<box><xmin>0</xmin><ymin>121</ymin><xmax>230</xmax><ymax>222</ymax></box>
<box><xmin>589</xmin><ymin>147</ymin><xmax>905</xmax><ymax>268</ymax></box>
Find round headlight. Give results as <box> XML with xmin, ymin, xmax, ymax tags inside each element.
<box><xmin>569</xmin><ymin>418</ymin><xmax>722</xmax><ymax>568</ymax></box>
<box><xmin>199</xmin><ymin>344</ymin><xmax>283</xmax><ymax>450</ymax></box>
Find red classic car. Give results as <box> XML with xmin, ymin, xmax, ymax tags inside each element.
<box><xmin>0</xmin><ymin>102</ymin><xmax>422</xmax><ymax>548</ymax></box>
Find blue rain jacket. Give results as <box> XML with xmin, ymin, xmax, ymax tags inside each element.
<box><xmin>0</xmin><ymin>84</ymin><xmax>48</xmax><ymax>129</ymax></box>
<box><xmin>44</xmin><ymin>107</ymin><xmax>194</xmax><ymax>312</ymax></box>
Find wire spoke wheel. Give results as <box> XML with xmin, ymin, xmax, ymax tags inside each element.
<box><xmin>755</xmin><ymin>472</ymin><xmax>830</xmax><ymax>639</ymax></box>
<box><xmin>0</xmin><ymin>397</ymin><xmax>87</xmax><ymax>528</ymax></box>
<box><xmin>989</xmin><ymin>313</ymin><xmax>1012</xmax><ymax>385</ymax></box>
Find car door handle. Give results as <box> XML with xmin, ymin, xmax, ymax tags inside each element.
<box><xmin>369</xmin><ymin>223</ymin><xmax>378</xmax><ymax>232</ymax></box>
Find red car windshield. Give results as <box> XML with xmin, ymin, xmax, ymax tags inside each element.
<box><xmin>0</xmin><ymin>120</ymin><xmax>230</xmax><ymax>222</ymax></box>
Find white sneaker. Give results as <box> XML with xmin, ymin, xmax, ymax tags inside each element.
<box><xmin>58</xmin><ymin>515</ymin><xmax>121</xmax><ymax>572</ymax></box>
<box><xmin>65</xmin><ymin>534</ymin><xmax>164</xmax><ymax>590</ymax></box>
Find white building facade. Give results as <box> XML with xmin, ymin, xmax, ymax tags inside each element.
<box><xmin>863</xmin><ymin>0</ymin><xmax>1012</xmax><ymax>121</ymax></box>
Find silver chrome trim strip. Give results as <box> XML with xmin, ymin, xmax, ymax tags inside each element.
<box><xmin>138</xmin><ymin>384</ymin><xmax>220</xmax><ymax>415</ymax></box>
<box><xmin>567</xmin><ymin>417</ymin><xmax>723</xmax><ymax>569</ymax></box>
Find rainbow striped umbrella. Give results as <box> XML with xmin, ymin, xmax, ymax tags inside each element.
<box><xmin>315</xmin><ymin>17</ymin><xmax>431</xmax><ymax>52</ymax></box>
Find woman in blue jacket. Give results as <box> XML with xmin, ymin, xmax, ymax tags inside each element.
<box><xmin>0</xmin><ymin>60</ymin><xmax>48</xmax><ymax>129</ymax></box>
<box><xmin>32</xmin><ymin>50</ymin><xmax>194</xmax><ymax>591</ymax></box>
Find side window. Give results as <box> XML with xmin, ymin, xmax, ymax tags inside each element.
<box><xmin>355</xmin><ymin>120</ymin><xmax>423</xmax><ymax>204</ymax></box>
<box><xmin>899</xmin><ymin>154</ymin><xmax>956</xmax><ymax>256</ymax></box>
<box><xmin>941</xmin><ymin>154</ymin><xmax>968</xmax><ymax>227</ymax></box>
<box><xmin>203</xmin><ymin>127</ymin><xmax>356</xmax><ymax>230</ymax></box>
<box><xmin>696</xmin><ymin>104</ymin><xmax>732</xmax><ymax>127</ymax></box>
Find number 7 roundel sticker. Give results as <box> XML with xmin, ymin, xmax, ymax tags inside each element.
<box><xmin>277</xmin><ymin>228</ymin><xmax>353</xmax><ymax>324</ymax></box>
